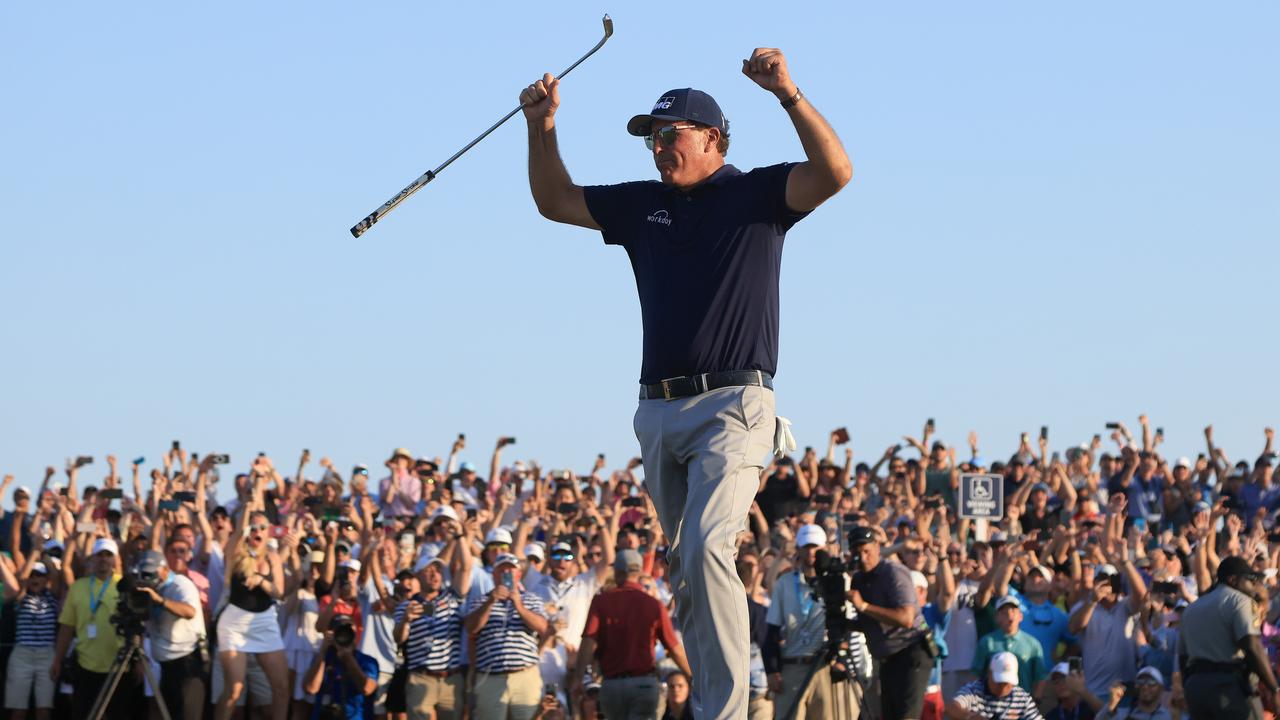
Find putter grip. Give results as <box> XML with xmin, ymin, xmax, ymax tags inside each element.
<box><xmin>350</xmin><ymin>171</ymin><xmax>437</xmax><ymax>238</ymax></box>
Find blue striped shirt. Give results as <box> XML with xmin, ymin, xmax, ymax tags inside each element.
<box><xmin>394</xmin><ymin>590</ymin><xmax>464</xmax><ymax>671</ymax></box>
<box><xmin>464</xmin><ymin>591</ymin><xmax>545</xmax><ymax>673</ymax></box>
<box><xmin>16</xmin><ymin>590</ymin><xmax>60</xmax><ymax>647</ymax></box>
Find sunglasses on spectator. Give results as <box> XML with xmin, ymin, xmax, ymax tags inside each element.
<box><xmin>550</xmin><ymin>552</ymin><xmax>575</xmax><ymax>561</ymax></box>
<box><xmin>486</xmin><ymin>543</ymin><xmax>510</xmax><ymax>551</ymax></box>
<box><xmin>586</xmin><ymin>551</ymin><xmax>603</xmax><ymax>559</ymax></box>
<box><xmin>643</xmin><ymin>123</ymin><xmax>701</xmax><ymax>151</ymax></box>
<box><xmin>250</xmin><ymin>524</ymin><xmax>269</xmax><ymax>532</ymax></box>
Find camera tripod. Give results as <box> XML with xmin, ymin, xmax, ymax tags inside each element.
<box><xmin>87</xmin><ymin>632</ymin><xmax>172</xmax><ymax>720</ymax></box>
<box><xmin>780</xmin><ymin>643</ymin><xmax>871</xmax><ymax>720</ymax></box>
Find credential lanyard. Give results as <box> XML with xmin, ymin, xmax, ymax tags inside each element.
<box><xmin>795</xmin><ymin>573</ymin><xmax>814</xmax><ymax>617</ymax></box>
<box><xmin>88</xmin><ymin>577</ymin><xmax>110</xmax><ymax>617</ymax></box>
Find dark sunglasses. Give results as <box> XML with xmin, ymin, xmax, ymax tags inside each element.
<box><xmin>644</xmin><ymin>124</ymin><xmax>700</xmax><ymax>151</ymax></box>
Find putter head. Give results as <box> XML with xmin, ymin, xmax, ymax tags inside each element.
<box><xmin>602</xmin><ymin>14</ymin><xmax>613</xmax><ymax>38</ymax></box>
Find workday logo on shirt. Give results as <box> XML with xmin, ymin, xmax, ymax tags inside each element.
<box><xmin>646</xmin><ymin>209</ymin><xmax>672</xmax><ymax>226</ymax></box>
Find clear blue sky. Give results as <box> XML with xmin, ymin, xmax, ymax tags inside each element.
<box><xmin>3</xmin><ymin>2</ymin><xmax>1277</xmax><ymax>500</ymax></box>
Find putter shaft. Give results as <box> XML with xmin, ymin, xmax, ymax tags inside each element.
<box><xmin>350</xmin><ymin>14</ymin><xmax>614</xmax><ymax>238</ymax></box>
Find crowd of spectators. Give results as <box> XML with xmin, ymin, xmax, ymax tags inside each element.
<box><xmin>1</xmin><ymin>417</ymin><xmax>1278</xmax><ymax>720</ymax></box>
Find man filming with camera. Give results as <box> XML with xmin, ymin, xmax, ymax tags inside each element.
<box><xmin>305</xmin><ymin>614</ymin><xmax>380</xmax><ymax>720</ymax></box>
<box><xmin>134</xmin><ymin>548</ymin><xmax>206</xmax><ymax>720</ymax></box>
<box><xmin>847</xmin><ymin>525</ymin><xmax>932</xmax><ymax>720</ymax></box>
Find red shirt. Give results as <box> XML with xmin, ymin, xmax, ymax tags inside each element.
<box><xmin>583</xmin><ymin>581</ymin><xmax>679</xmax><ymax>678</ymax></box>
<box><xmin>318</xmin><ymin>596</ymin><xmax>364</xmax><ymax>642</ymax></box>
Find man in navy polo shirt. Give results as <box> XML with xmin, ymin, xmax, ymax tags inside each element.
<box><xmin>519</xmin><ymin>47</ymin><xmax>851</xmax><ymax>719</ymax></box>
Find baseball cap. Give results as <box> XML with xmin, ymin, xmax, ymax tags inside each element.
<box><xmin>395</xmin><ymin>568</ymin><xmax>415</xmax><ymax>582</ymax></box>
<box><xmin>990</xmin><ymin>652</ymin><xmax>1019</xmax><ymax>685</ymax></box>
<box><xmin>132</xmin><ymin>550</ymin><xmax>165</xmax><ymax>576</ymax></box>
<box><xmin>388</xmin><ymin>448</ymin><xmax>413</xmax><ymax>462</ymax></box>
<box><xmin>431</xmin><ymin>505</ymin><xmax>460</xmax><ymax>523</ymax></box>
<box><xmin>339</xmin><ymin>558</ymin><xmax>362</xmax><ymax>573</ymax></box>
<box><xmin>493</xmin><ymin>553</ymin><xmax>520</xmax><ymax>569</ymax></box>
<box><xmin>14</xmin><ymin>486</ymin><xmax>32</xmax><ymax>499</ymax></box>
<box><xmin>1136</xmin><ymin>667</ymin><xmax>1164</xmax><ymax>685</ymax></box>
<box><xmin>796</xmin><ymin>524</ymin><xmax>828</xmax><ymax>548</ymax></box>
<box><xmin>524</xmin><ymin>543</ymin><xmax>546</xmax><ymax>561</ymax></box>
<box><xmin>43</xmin><ymin>538</ymin><xmax>65</xmax><ymax>552</ymax></box>
<box><xmin>308</xmin><ymin>550</ymin><xmax>326</xmax><ymax>565</ymax></box>
<box><xmin>549</xmin><ymin>541</ymin><xmax>574</xmax><ymax>555</ymax></box>
<box><xmin>91</xmin><ymin>538</ymin><xmax>119</xmax><ymax>556</ymax></box>
<box><xmin>1028</xmin><ymin>565</ymin><xmax>1053</xmax><ymax>581</ymax></box>
<box><xmin>31</xmin><ymin>562</ymin><xmax>49</xmax><ymax>576</ymax></box>
<box><xmin>989</xmin><ymin>530</ymin><xmax>1009</xmax><ymax>545</ymax></box>
<box><xmin>1051</xmin><ymin>662</ymin><xmax>1070</xmax><ymax>677</ymax></box>
<box><xmin>848</xmin><ymin>526</ymin><xmax>878</xmax><ymax>546</ymax></box>
<box><xmin>1095</xmin><ymin>563</ymin><xmax>1119</xmax><ymax>578</ymax></box>
<box><xmin>627</xmin><ymin>89</ymin><xmax>729</xmax><ymax>137</ymax></box>
<box><xmin>485</xmin><ymin>528</ymin><xmax>513</xmax><ymax>546</ymax></box>
<box><xmin>909</xmin><ymin>570</ymin><xmax>929</xmax><ymax>590</ymax></box>
<box><xmin>1175</xmin><ymin>456</ymin><xmax>1192</xmax><ymax>469</ymax></box>
<box><xmin>459</xmin><ymin>461</ymin><xmax>478</xmax><ymax>473</ymax></box>
<box><xmin>614</xmin><ymin>548</ymin><xmax>644</xmax><ymax>573</ymax></box>
<box><xmin>995</xmin><ymin>595</ymin><xmax>1022</xmax><ymax>612</ymax></box>
<box><xmin>1217</xmin><ymin>555</ymin><xmax>1263</xmax><ymax>583</ymax></box>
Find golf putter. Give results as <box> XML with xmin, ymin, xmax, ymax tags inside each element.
<box><xmin>350</xmin><ymin>14</ymin><xmax>614</xmax><ymax>238</ymax></box>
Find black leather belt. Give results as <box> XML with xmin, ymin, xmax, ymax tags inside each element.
<box><xmin>640</xmin><ymin>370</ymin><xmax>773</xmax><ymax>401</ymax></box>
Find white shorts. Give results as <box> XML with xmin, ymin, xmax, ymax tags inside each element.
<box><xmin>217</xmin><ymin>604</ymin><xmax>285</xmax><ymax>654</ymax></box>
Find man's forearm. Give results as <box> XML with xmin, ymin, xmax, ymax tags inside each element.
<box><xmin>527</xmin><ymin>123</ymin><xmax>576</xmax><ymax>221</ymax></box>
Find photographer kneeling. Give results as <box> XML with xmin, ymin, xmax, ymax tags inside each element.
<box><xmin>133</xmin><ymin>549</ymin><xmax>207</xmax><ymax>720</ymax></box>
<box><xmin>304</xmin><ymin>614</ymin><xmax>379</xmax><ymax>720</ymax></box>
<box><xmin>847</xmin><ymin>526</ymin><xmax>932</xmax><ymax>720</ymax></box>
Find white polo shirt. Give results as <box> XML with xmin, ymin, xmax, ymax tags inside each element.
<box><xmin>531</xmin><ymin>570</ymin><xmax>599</xmax><ymax>647</ymax></box>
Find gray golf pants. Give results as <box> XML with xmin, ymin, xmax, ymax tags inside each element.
<box><xmin>635</xmin><ymin>384</ymin><xmax>776</xmax><ymax>720</ymax></box>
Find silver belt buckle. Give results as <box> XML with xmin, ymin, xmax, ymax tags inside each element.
<box><xmin>659</xmin><ymin>376</ymin><xmax>682</xmax><ymax>401</ymax></box>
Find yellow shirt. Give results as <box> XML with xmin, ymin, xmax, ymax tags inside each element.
<box><xmin>58</xmin><ymin>573</ymin><xmax>123</xmax><ymax>672</ymax></box>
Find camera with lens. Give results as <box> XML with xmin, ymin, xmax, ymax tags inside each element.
<box><xmin>331</xmin><ymin>614</ymin><xmax>357</xmax><ymax>649</ymax></box>
<box><xmin>113</xmin><ymin>564</ymin><xmax>163</xmax><ymax>637</ymax></box>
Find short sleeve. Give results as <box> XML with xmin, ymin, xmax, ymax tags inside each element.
<box><xmin>170</xmin><ymin>575</ymin><xmax>201</xmax><ymax>607</ymax></box>
<box><xmin>58</xmin><ymin>584</ymin><xmax>78</xmax><ymax>627</ymax></box>
<box><xmin>583</xmin><ymin>596</ymin><xmax>601</xmax><ymax>640</ymax></box>
<box><xmin>1231</xmin><ymin>593</ymin><xmax>1258</xmax><ymax>640</ymax></box>
<box><xmin>393</xmin><ymin>600</ymin><xmax>408</xmax><ymax>624</ymax></box>
<box><xmin>582</xmin><ymin>181</ymin><xmax>657</xmax><ymax>247</ymax></box>
<box><xmin>522</xmin><ymin>592</ymin><xmax>546</xmax><ymax>617</ymax></box>
<box><xmin>744</xmin><ymin>162</ymin><xmax>810</xmax><ymax>232</ymax></box>
<box><xmin>886</xmin><ymin>565</ymin><xmax>919</xmax><ymax>609</ymax></box>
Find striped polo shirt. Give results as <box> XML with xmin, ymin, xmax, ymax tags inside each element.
<box><xmin>464</xmin><ymin>590</ymin><xmax>546</xmax><ymax>673</ymax></box>
<box><xmin>394</xmin><ymin>589</ymin><xmax>464</xmax><ymax>671</ymax></box>
<box><xmin>16</xmin><ymin>590</ymin><xmax>60</xmax><ymax>647</ymax></box>
<box><xmin>952</xmin><ymin>679</ymin><xmax>1044</xmax><ymax>720</ymax></box>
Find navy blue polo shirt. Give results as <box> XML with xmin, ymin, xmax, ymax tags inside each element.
<box><xmin>583</xmin><ymin>163</ymin><xmax>808</xmax><ymax>385</ymax></box>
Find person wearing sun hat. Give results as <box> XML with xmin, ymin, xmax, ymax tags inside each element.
<box><xmin>381</xmin><ymin>447</ymin><xmax>421</xmax><ymax>519</ymax></box>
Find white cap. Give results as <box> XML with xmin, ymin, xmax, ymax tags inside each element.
<box><xmin>308</xmin><ymin>550</ymin><xmax>326</xmax><ymax>565</ymax></box>
<box><xmin>990</xmin><ymin>651</ymin><xmax>1019</xmax><ymax>684</ymax></box>
<box><xmin>909</xmin><ymin>570</ymin><xmax>929</xmax><ymax>590</ymax></box>
<box><xmin>31</xmin><ymin>562</ymin><xmax>49</xmax><ymax>575</ymax></box>
<box><xmin>524</xmin><ymin>543</ymin><xmax>546</xmax><ymax>561</ymax></box>
<box><xmin>795</xmin><ymin>524</ymin><xmax>828</xmax><ymax>548</ymax></box>
<box><xmin>339</xmin><ymin>559</ymin><xmax>362</xmax><ymax>572</ymax></box>
<box><xmin>1051</xmin><ymin>662</ymin><xmax>1070</xmax><ymax>676</ymax></box>
<box><xmin>431</xmin><ymin>505</ymin><xmax>460</xmax><ymax>523</ymax></box>
<box><xmin>493</xmin><ymin>552</ymin><xmax>520</xmax><ymax>569</ymax></box>
<box><xmin>1095</xmin><ymin>563</ymin><xmax>1119</xmax><ymax>578</ymax></box>
<box><xmin>91</xmin><ymin>538</ymin><xmax>118</xmax><ymax>556</ymax></box>
<box><xmin>1028</xmin><ymin>565</ymin><xmax>1053</xmax><ymax>581</ymax></box>
<box><xmin>1176</xmin><ymin>457</ymin><xmax>1191</xmax><ymax>469</ymax></box>
<box><xmin>1137</xmin><ymin>666</ymin><xmax>1164</xmax><ymax>685</ymax></box>
<box><xmin>996</xmin><ymin>595</ymin><xmax>1022</xmax><ymax>612</ymax></box>
<box><xmin>485</xmin><ymin>528</ymin><xmax>513</xmax><ymax>546</ymax></box>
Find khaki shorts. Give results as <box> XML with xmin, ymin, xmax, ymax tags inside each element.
<box><xmin>406</xmin><ymin>670</ymin><xmax>464</xmax><ymax>720</ymax></box>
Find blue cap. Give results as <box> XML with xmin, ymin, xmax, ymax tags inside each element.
<box><xmin>627</xmin><ymin>89</ymin><xmax>729</xmax><ymax>137</ymax></box>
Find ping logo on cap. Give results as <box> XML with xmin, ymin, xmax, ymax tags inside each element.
<box><xmin>652</xmin><ymin>96</ymin><xmax>676</xmax><ymax>111</ymax></box>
